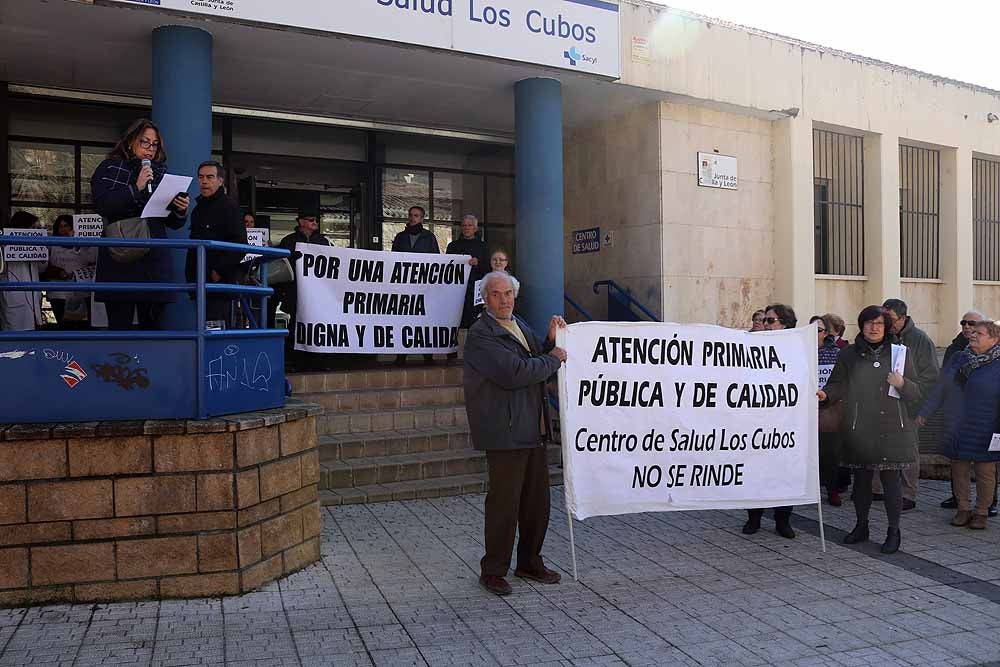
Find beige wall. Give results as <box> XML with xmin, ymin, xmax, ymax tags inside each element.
<box><xmin>900</xmin><ymin>280</ymin><xmax>944</xmax><ymax>344</ymax></box>
<box><xmin>564</xmin><ymin>103</ymin><xmax>662</xmax><ymax>322</ymax></box>
<box><xmin>815</xmin><ymin>278</ymin><xmax>866</xmax><ymax>340</ymax></box>
<box><xmin>974</xmin><ymin>284</ymin><xmax>1000</xmax><ymax>321</ymax></box>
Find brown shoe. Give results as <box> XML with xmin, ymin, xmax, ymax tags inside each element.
<box><xmin>951</xmin><ymin>510</ymin><xmax>973</xmax><ymax>527</ymax></box>
<box><xmin>514</xmin><ymin>567</ymin><xmax>561</xmax><ymax>584</ymax></box>
<box><xmin>969</xmin><ymin>514</ymin><xmax>988</xmax><ymax>530</ymax></box>
<box><xmin>479</xmin><ymin>574</ymin><xmax>512</xmax><ymax>596</ymax></box>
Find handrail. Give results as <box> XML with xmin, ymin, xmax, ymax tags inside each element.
<box><xmin>564</xmin><ymin>294</ymin><xmax>593</xmax><ymax>321</ymax></box>
<box><xmin>0</xmin><ymin>236</ymin><xmax>289</xmax><ymax>256</ymax></box>
<box><xmin>593</xmin><ymin>279</ymin><xmax>660</xmax><ymax>322</ymax></box>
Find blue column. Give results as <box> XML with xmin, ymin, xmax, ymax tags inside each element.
<box><xmin>152</xmin><ymin>25</ymin><xmax>213</xmax><ymax>330</ymax></box>
<box><xmin>515</xmin><ymin>78</ymin><xmax>564</xmax><ymax>336</ymax></box>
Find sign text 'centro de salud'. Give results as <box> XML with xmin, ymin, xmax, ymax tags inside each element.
<box><xmin>114</xmin><ymin>0</ymin><xmax>621</xmax><ymax>78</ymax></box>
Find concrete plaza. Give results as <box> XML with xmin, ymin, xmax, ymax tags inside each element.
<box><xmin>3</xmin><ymin>480</ymin><xmax>1000</xmax><ymax>666</ymax></box>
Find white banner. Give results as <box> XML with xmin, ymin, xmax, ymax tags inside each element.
<box><xmin>2</xmin><ymin>228</ymin><xmax>48</xmax><ymax>262</ymax></box>
<box><xmin>108</xmin><ymin>0</ymin><xmax>621</xmax><ymax>78</ymax></box>
<box><xmin>243</xmin><ymin>228</ymin><xmax>270</xmax><ymax>262</ymax></box>
<box><xmin>295</xmin><ymin>245</ymin><xmax>470</xmax><ymax>354</ymax></box>
<box><xmin>557</xmin><ymin>322</ymin><xmax>819</xmax><ymax>520</ymax></box>
<box><xmin>73</xmin><ymin>214</ymin><xmax>103</xmax><ymax>238</ymax></box>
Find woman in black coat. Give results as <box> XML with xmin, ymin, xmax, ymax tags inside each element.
<box><xmin>91</xmin><ymin>118</ymin><xmax>189</xmax><ymax>330</ymax></box>
<box><xmin>818</xmin><ymin>306</ymin><xmax>922</xmax><ymax>554</ymax></box>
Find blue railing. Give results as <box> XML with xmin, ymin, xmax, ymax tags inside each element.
<box><xmin>593</xmin><ymin>279</ymin><xmax>660</xmax><ymax>322</ymax></box>
<box><xmin>564</xmin><ymin>294</ymin><xmax>594</xmax><ymax>321</ymax></box>
<box><xmin>0</xmin><ymin>235</ymin><xmax>290</xmax><ymax>422</ymax></box>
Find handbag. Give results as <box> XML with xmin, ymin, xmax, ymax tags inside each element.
<box><xmin>103</xmin><ymin>217</ymin><xmax>150</xmax><ymax>263</ymax></box>
<box><xmin>267</xmin><ymin>257</ymin><xmax>295</xmax><ymax>285</ymax></box>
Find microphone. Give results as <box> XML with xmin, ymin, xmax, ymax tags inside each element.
<box><xmin>141</xmin><ymin>159</ymin><xmax>154</xmax><ymax>195</ymax></box>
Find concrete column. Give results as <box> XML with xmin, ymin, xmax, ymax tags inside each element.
<box><xmin>939</xmin><ymin>146</ymin><xmax>974</xmax><ymax>339</ymax></box>
<box><xmin>863</xmin><ymin>133</ymin><xmax>901</xmax><ymax>305</ymax></box>
<box><xmin>514</xmin><ymin>78</ymin><xmax>564</xmax><ymax>335</ymax></box>
<box><xmin>772</xmin><ymin>115</ymin><xmax>815</xmax><ymax>320</ymax></box>
<box><xmin>152</xmin><ymin>26</ymin><xmax>213</xmax><ymax>330</ymax></box>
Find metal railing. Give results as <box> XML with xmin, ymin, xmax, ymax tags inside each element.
<box><xmin>593</xmin><ymin>280</ymin><xmax>660</xmax><ymax>322</ymax></box>
<box><xmin>564</xmin><ymin>294</ymin><xmax>593</xmax><ymax>321</ymax></box>
<box><xmin>974</xmin><ymin>156</ymin><xmax>1000</xmax><ymax>281</ymax></box>
<box><xmin>0</xmin><ymin>235</ymin><xmax>290</xmax><ymax>420</ymax></box>
<box><xmin>813</xmin><ymin>129</ymin><xmax>865</xmax><ymax>276</ymax></box>
<box><xmin>899</xmin><ymin>144</ymin><xmax>941</xmax><ymax>279</ymax></box>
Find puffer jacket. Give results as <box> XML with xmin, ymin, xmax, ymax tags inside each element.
<box><xmin>822</xmin><ymin>334</ymin><xmax>922</xmax><ymax>466</ymax></box>
<box><xmin>918</xmin><ymin>349</ymin><xmax>1000</xmax><ymax>462</ymax></box>
<box><xmin>463</xmin><ymin>314</ymin><xmax>560</xmax><ymax>451</ymax></box>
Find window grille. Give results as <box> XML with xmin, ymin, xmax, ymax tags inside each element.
<box><xmin>812</xmin><ymin>129</ymin><xmax>864</xmax><ymax>275</ymax></box>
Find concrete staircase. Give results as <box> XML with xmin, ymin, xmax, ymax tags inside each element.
<box><xmin>289</xmin><ymin>363</ymin><xmax>563</xmax><ymax>506</ymax></box>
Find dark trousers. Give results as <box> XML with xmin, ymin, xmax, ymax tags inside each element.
<box><xmin>854</xmin><ymin>469</ymin><xmax>902</xmax><ymax>532</ymax></box>
<box><xmin>482</xmin><ymin>447</ymin><xmax>550</xmax><ymax>577</ymax></box>
<box><xmin>105</xmin><ymin>302</ymin><xmax>163</xmax><ymax>331</ymax></box>
<box><xmin>819</xmin><ymin>432</ymin><xmax>842</xmax><ymax>490</ymax></box>
<box><xmin>747</xmin><ymin>506</ymin><xmax>792</xmax><ymax>525</ymax></box>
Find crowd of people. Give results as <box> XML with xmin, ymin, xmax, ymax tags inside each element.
<box><xmin>0</xmin><ymin>117</ymin><xmax>513</xmax><ymax>338</ymax></box>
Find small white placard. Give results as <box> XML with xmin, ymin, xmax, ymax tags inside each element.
<box><xmin>631</xmin><ymin>36</ymin><xmax>650</xmax><ymax>62</ymax></box>
<box><xmin>697</xmin><ymin>152</ymin><xmax>739</xmax><ymax>190</ymax></box>
<box><xmin>2</xmin><ymin>228</ymin><xmax>48</xmax><ymax>262</ymax></box>
<box><xmin>243</xmin><ymin>228</ymin><xmax>270</xmax><ymax>262</ymax></box>
<box><xmin>990</xmin><ymin>434</ymin><xmax>1000</xmax><ymax>452</ymax></box>
<box><xmin>473</xmin><ymin>279</ymin><xmax>484</xmax><ymax>307</ymax></box>
<box><xmin>73</xmin><ymin>214</ymin><xmax>103</xmax><ymax>238</ymax></box>
<box><xmin>888</xmin><ymin>344</ymin><xmax>907</xmax><ymax>399</ymax></box>
<box><xmin>139</xmin><ymin>174</ymin><xmax>193</xmax><ymax>219</ymax></box>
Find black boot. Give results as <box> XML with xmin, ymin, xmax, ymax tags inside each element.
<box><xmin>941</xmin><ymin>496</ymin><xmax>958</xmax><ymax>509</ymax></box>
<box><xmin>881</xmin><ymin>528</ymin><xmax>901</xmax><ymax>554</ymax></box>
<box><xmin>843</xmin><ymin>523</ymin><xmax>869</xmax><ymax>544</ymax></box>
<box><xmin>775</xmin><ymin>517</ymin><xmax>796</xmax><ymax>539</ymax></box>
<box><xmin>742</xmin><ymin>511</ymin><xmax>761</xmax><ymax>535</ymax></box>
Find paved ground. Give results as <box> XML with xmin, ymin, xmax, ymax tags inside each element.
<box><xmin>4</xmin><ymin>480</ymin><xmax>1000</xmax><ymax>666</ymax></box>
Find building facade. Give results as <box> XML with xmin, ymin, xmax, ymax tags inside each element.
<box><xmin>3</xmin><ymin>0</ymin><xmax>999</xmax><ymax>342</ymax></box>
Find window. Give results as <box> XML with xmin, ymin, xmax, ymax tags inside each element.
<box><xmin>8</xmin><ymin>138</ymin><xmax>110</xmax><ymax>227</ymax></box>
<box><xmin>899</xmin><ymin>144</ymin><xmax>940</xmax><ymax>279</ymax></box>
<box><xmin>974</xmin><ymin>157</ymin><xmax>1000</xmax><ymax>281</ymax></box>
<box><xmin>812</xmin><ymin>129</ymin><xmax>864</xmax><ymax>275</ymax></box>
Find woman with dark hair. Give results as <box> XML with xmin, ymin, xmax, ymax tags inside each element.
<box><xmin>91</xmin><ymin>118</ymin><xmax>189</xmax><ymax>330</ymax></box>
<box><xmin>917</xmin><ymin>319</ymin><xmax>1000</xmax><ymax>530</ymax></box>
<box><xmin>44</xmin><ymin>214</ymin><xmax>97</xmax><ymax>328</ymax></box>
<box><xmin>749</xmin><ymin>309</ymin><xmax>765</xmax><ymax>332</ymax></box>
<box><xmin>818</xmin><ymin>305</ymin><xmax>922</xmax><ymax>553</ymax></box>
<box><xmin>0</xmin><ymin>210</ymin><xmax>46</xmax><ymax>331</ymax></box>
<box><xmin>812</xmin><ymin>314</ymin><xmax>844</xmax><ymax>506</ymax></box>
<box><xmin>744</xmin><ymin>303</ymin><xmax>797</xmax><ymax>538</ymax></box>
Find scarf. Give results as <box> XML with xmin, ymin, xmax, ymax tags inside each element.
<box><xmin>957</xmin><ymin>342</ymin><xmax>1000</xmax><ymax>387</ymax></box>
<box><xmin>405</xmin><ymin>223</ymin><xmax>425</xmax><ymax>235</ymax></box>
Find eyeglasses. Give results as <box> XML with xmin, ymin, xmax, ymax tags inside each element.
<box><xmin>138</xmin><ymin>138</ymin><xmax>160</xmax><ymax>150</ymax></box>
<box><xmin>817</xmin><ymin>327</ymin><xmax>827</xmax><ymax>333</ymax></box>
<box><xmin>762</xmin><ymin>317</ymin><xmax>779</xmax><ymax>325</ymax></box>
<box><xmin>960</xmin><ymin>320</ymin><xmax>981</xmax><ymax>327</ymax></box>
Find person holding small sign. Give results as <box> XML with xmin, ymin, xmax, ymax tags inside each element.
<box><xmin>0</xmin><ymin>211</ymin><xmax>47</xmax><ymax>331</ymax></box>
<box><xmin>818</xmin><ymin>306</ymin><xmax>922</xmax><ymax>554</ymax></box>
<box><xmin>464</xmin><ymin>271</ymin><xmax>567</xmax><ymax>596</ymax></box>
<box><xmin>743</xmin><ymin>304</ymin><xmax>798</xmax><ymax>539</ymax></box>
<box><xmin>445</xmin><ymin>214</ymin><xmax>489</xmax><ymax>329</ymax></box>
<box><xmin>916</xmin><ymin>319</ymin><xmax>1000</xmax><ymax>530</ymax></box>
<box><xmin>813</xmin><ymin>315</ymin><xmax>844</xmax><ymax>506</ymax></box>
<box><xmin>44</xmin><ymin>215</ymin><xmax>97</xmax><ymax>329</ymax></box>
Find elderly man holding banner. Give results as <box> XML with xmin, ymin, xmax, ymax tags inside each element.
<box><xmin>464</xmin><ymin>271</ymin><xmax>567</xmax><ymax>596</ymax></box>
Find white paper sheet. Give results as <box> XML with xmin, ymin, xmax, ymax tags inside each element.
<box><xmin>888</xmin><ymin>344</ymin><xmax>907</xmax><ymax>399</ymax></box>
<box><xmin>140</xmin><ymin>174</ymin><xmax>192</xmax><ymax>219</ymax></box>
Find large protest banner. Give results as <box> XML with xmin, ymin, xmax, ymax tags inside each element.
<box><xmin>557</xmin><ymin>321</ymin><xmax>819</xmax><ymax>520</ymax></box>
<box><xmin>294</xmin><ymin>245</ymin><xmax>470</xmax><ymax>354</ymax></box>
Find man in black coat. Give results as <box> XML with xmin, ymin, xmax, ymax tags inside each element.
<box><xmin>463</xmin><ymin>271</ymin><xmax>567</xmax><ymax>596</ymax></box>
<box><xmin>185</xmin><ymin>161</ymin><xmax>247</xmax><ymax>325</ymax></box>
<box><xmin>446</xmin><ymin>214</ymin><xmax>490</xmax><ymax>329</ymax></box>
<box><xmin>391</xmin><ymin>205</ymin><xmax>440</xmax><ymax>254</ymax></box>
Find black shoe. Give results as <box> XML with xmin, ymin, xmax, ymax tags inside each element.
<box><xmin>990</xmin><ymin>505</ymin><xmax>998</xmax><ymax>518</ymax></box>
<box><xmin>775</xmin><ymin>521</ymin><xmax>796</xmax><ymax>539</ymax></box>
<box><xmin>881</xmin><ymin>529</ymin><xmax>901</xmax><ymax>554</ymax></box>
<box><xmin>843</xmin><ymin>523</ymin><xmax>869</xmax><ymax>544</ymax></box>
<box><xmin>941</xmin><ymin>496</ymin><xmax>958</xmax><ymax>509</ymax></box>
<box><xmin>742</xmin><ymin>517</ymin><xmax>760</xmax><ymax>535</ymax></box>
<box><xmin>901</xmin><ymin>499</ymin><xmax>916</xmax><ymax>511</ymax></box>
<box><xmin>872</xmin><ymin>493</ymin><xmax>884</xmax><ymax>501</ymax></box>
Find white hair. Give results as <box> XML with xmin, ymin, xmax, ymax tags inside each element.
<box><xmin>964</xmin><ymin>310</ymin><xmax>988</xmax><ymax>320</ymax></box>
<box><xmin>482</xmin><ymin>271</ymin><xmax>519</xmax><ymax>298</ymax></box>
<box><xmin>462</xmin><ymin>214</ymin><xmax>478</xmax><ymax>225</ymax></box>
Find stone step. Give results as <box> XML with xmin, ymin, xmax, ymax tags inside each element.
<box><xmin>298</xmin><ymin>384</ymin><xmax>464</xmax><ymax>414</ymax></box>
<box><xmin>319</xmin><ymin>426</ymin><xmax>471</xmax><ymax>461</ymax></box>
<box><xmin>289</xmin><ymin>364</ymin><xmax>463</xmax><ymax>395</ymax></box>
<box><xmin>319</xmin><ymin>464</ymin><xmax>564</xmax><ymax>505</ymax></box>
<box><xmin>316</xmin><ymin>405</ymin><xmax>468</xmax><ymax>436</ymax></box>
<box><xmin>320</xmin><ymin>445</ymin><xmax>562</xmax><ymax>489</ymax></box>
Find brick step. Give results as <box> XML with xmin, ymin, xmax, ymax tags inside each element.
<box><xmin>289</xmin><ymin>364</ymin><xmax>463</xmax><ymax>396</ymax></box>
<box><xmin>298</xmin><ymin>384</ymin><xmax>463</xmax><ymax>415</ymax></box>
<box><xmin>319</xmin><ymin>464</ymin><xmax>564</xmax><ymax>505</ymax></box>
<box><xmin>318</xmin><ymin>425</ymin><xmax>471</xmax><ymax>462</ymax></box>
<box><xmin>320</xmin><ymin>445</ymin><xmax>562</xmax><ymax>490</ymax></box>
<box><xmin>316</xmin><ymin>405</ymin><xmax>467</xmax><ymax>437</ymax></box>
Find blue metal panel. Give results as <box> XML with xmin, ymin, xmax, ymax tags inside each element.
<box><xmin>152</xmin><ymin>25</ymin><xmax>213</xmax><ymax>331</ymax></box>
<box><xmin>0</xmin><ymin>337</ymin><xmax>197</xmax><ymax>423</ymax></box>
<box><xmin>201</xmin><ymin>333</ymin><xmax>286</xmax><ymax>417</ymax></box>
<box><xmin>515</xmin><ymin>77</ymin><xmax>564</xmax><ymax>335</ymax></box>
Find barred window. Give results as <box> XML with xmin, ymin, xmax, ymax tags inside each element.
<box><xmin>973</xmin><ymin>157</ymin><xmax>1000</xmax><ymax>281</ymax></box>
<box><xmin>813</xmin><ymin>129</ymin><xmax>864</xmax><ymax>275</ymax></box>
<box><xmin>899</xmin><ymin>144</ymin><xmax>940</xmax><ymax>279</ymax></box>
